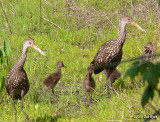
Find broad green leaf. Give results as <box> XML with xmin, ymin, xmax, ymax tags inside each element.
<box><xmin>156</xmin><ymin>62</ymin><xmax>160</xmax><ymax>70</ymax></box>
<box><xmin>0</xmin><ymin>73</ymin><xmax>5</xmax><ymax>95</ymax></box>
<box><xmin>1</xmin><ymin>57</ymin><xmax>7</xmax><ymax>65</ymax></box>
<box><xmin>124</xmin><ymin>63</ymin><xmax>139</xmax><ymax>79</ymax></box>
<box><xmin>141</xmin><ymin>85</ymin><xmax>154</xmax><ymax>108</ymax></box>
<box><xmin>138</xmin><ymin>61</ymin><xmax>149</xmax><ymax>66</ymax></box>
<box><xmin>132</xmin><ymin>61</ymin><xmax>140</xmax><ymax>65</ymax></box>
<box><xmin>138</xmin><ymin>65</ymin><xmax>147</xmax><ymax>75</ymax></box>
<box><xmin>138</xmin><ymin>61</ymin><xmax>155</xmax><ymax>75</ymax></box>
<box><xmin>0</xmin><ymin>49</ymin><xmax>6</xmax><ymax>57</ymax></box>
<box><xmin>139</xmin><ymin>61</ymin><xmax>154</xmax><ymax>67</ymax></box>
<box><xmin>158</xmin><ymin>89</ymin><xmax>160</xmax><ymax>98</ymax></box>
<box><xmin>0</xmin><ymin>49</ymin><xmax>7</xmax><ymax>65</ymax></box>
<box><xmin>143</xmin><ymin>67</ymin><xmax>159</xmax><ymax>88</ymax></box>
<box><xmin>4</xmin><ymin>40</ymin><xmax>11</xmax><ymax>56</ymax></box>
<box><xmin>0</xmin><ymin>49</ymin><xmax>2</xmax><ymax>57</ymax></box>
<box><xmin>136</xmin><ymin>61</ymin><xmax>150</xmax><ymax>75</ymax></box>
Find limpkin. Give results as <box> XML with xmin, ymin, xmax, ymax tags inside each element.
<box><xmin>141</xmin><ymin>42</ymin><xmax>156</xmax><ymax>62</ymax></box>
<box><xmin>91</xmin><ymin>16</ymin><xmax>146</xmax><ymax>97</ymax></box>
<box><xmin>108</xmin><ymin>69</ymin><xmax>121</xmax><ymax>86</ymax></box>
<box><xmin>40</xmin><ymin>61</ymin><xmax>65</xmax><ymax>98</ymax></box>
<box><xmin>82</xmin><ymin>64</ymin><xmax>95</xmax><ymax>104</ymax></box>
<box><xmin>5</xmin><ymin>38</ymin><xmax>47</xmax><ymax>121</ymax></box>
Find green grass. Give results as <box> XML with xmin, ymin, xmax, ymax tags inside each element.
<box><xmin>0</xmin><ymin>0</ymin><xmax>160</xmax><ymax>121</ymax></box>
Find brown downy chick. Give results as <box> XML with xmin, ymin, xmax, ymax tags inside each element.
<box><xmin>40</xmin><ymin>61</ymin><xmax>65</xmax><ymax>98</ymax></box>
<box><xmin>82</xmin><ymin>64</ymin><xmax>95</xmax><ymax>104</ymax></box>
<box><xmin>109</xmin><ymin>69</ymin><xmax>121</xmax><ymax>86</ymax></box>
<box><xmin>103</xmin><ymin>68</ymin><xmax>121</xmax><ymax>86</ymax></box>
<box><xmin>141</xmin><ymin>42</ymin><xmax>156</xmax><ymax>62</ymax></box>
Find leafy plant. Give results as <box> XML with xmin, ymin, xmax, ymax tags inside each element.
<box><xmin>0</xmin><ymin>40</ymin><xmax>11</xmax><ymax>97</ymax></box>
<box><xmin>125</xmin><ymin>61</ymin><xmax>160</xmax><ymax>107</ymax></box>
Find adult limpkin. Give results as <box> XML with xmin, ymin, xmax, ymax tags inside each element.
<box><xmin>5</xmin><ymin>38</ymin><xmax>47</xmax><ymax>121</ymax></box>
<box><xmin>91</xmin><ymin>16</ymin><xmax>146</xmax><ymax>97</ymax></box>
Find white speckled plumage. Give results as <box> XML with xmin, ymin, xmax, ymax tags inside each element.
<box><xmin>5</xmin><ymin>38</ymin><xmax>47</xmax><ymax>121</ymax></box>
<box><xmin>91</xmin><ymin>16</ymin><xmax>146</xmax><ymax>75</ymax></box>
<box><xmin>91</xmin><ymin>16</ymin><xmax>146</xmax><ymax>97</ymax></box>
<box><xmin>6</xmin><ymin>65</ymin><xmax>29</xmax><ymax>100</ymax></box>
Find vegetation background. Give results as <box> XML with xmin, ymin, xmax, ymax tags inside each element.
<box><xmin>0</xmin><ymin>0</ymin><xmax>160</xmax><ymax>121</ymax></box>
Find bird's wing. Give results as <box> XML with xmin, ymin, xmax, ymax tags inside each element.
<box><xmin>5</xmin><ymin>67</ymin><xmax>29</xmax><ymax>99</ymax></box>
<box><xmin>91</xmin><ymin>39</ymin><xmax>116</xmax><ymax>73</ymax></box>
<box><xmin>43</xmin><ymin>73</ymin><xmax>59</xmax><ymax>87</ymax></box>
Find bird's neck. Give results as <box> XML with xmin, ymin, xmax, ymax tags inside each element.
<box><xmin>86</xmin><ymin>72</ymin><xmax>92</xmax><ymax>78</ymax></box>
<box><xmin>16</xmin><ymin>46</ymin><xmax>28</xmax><ymax>69</ymax></box>
<box><xmin>117</xmin><ymin>23</ymin><xmax>126</xmax><ymax>45</ymax></box>
<box><xmin>57</xmin><ymin>67</ymin><xmax>61</xmax><ymax>74</ymax></box>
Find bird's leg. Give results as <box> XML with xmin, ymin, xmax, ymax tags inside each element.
<box><xmin>105</xmin><ymin>73</ymin><xmax>110</xmax><ymax>98</ymax></box>
<box><xmin>89</xmin><ymin>93</ymin><xmax>92</xmax><ymax>104</ymax></box>
<box><xmin>21</xmin><ymin>91</ymin><xmax>30</xmax><ymax>121</ymax></box>
<box><xmin>39</xmin><ymin>89</ymin><xmax>47</xmax><ymax>99</ymax></box>
<box><xmin>52</xmin><ymin>89</ymin><xmax>54</xmax><ymax>95</ymax></box>
<box><xmin>49</xmin><ymin>89</ymin><xmax>56</xmax><ymax>104</ymax></box>
<box><xmin>13</xmin><ymin>99</ymin><xmax>17</xmax><ymax>122</ymax></box>
<box><xmin>106</xmin><ymin>75</ymin><xmax>119</xmax><ymax>96</ymax></box>
<box><xmin>84</xmin><ymin>93</ymin><xmax>87</xmax><ymax>104</ymax></box>
<box><xmin>105</xmin><ymin>69</ymin><xmax>119</xmax><ymax>97</ymax></box>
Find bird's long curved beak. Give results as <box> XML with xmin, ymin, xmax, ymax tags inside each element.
<box><xmin>130</xmin><ymin>21</ymin><xmax>147</xmax><ymax>33</ymax></box>
<box><xmin>32</xmin><ymin>45</ymin><xmax>47</xmax><ymax>58</ymax></box>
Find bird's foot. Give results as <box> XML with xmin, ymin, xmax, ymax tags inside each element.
<box><xmin>25</xmin><ymin>114</ymin><xmax>30</xmax><ymax>121</ymax></box>
<box><xmin>106</xmin><ymin>91</ymin><xmax>111</xmax><ymax>98</ymax></box>
<box><xmin>106</xmin><ymin>83</ymin><xmax>113</xmax><ymax>90</ymax></box>
<box><xmin>106</xmin><ymin>84</ymin><xmax>119</xmax><ymax>96</ymax></box>
<box><xmin>89</xmin><ymin>100</ymin><xmax>92</xmax><ymax>105</ymax></box>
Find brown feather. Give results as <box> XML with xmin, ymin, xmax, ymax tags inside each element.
<box><xmin>141</xmin><ymin>42</ymin><xmax>156</xmax><ymax>62</ymax></box>
<box><xmin>43</xmin><ymin>61</ymin><xmax>65</xmax><ymax>90</ymax></box>
<box><xmin>43</xmin><ymin>73</ymin><xmax>60</xmax><ymax>90</ymax></box>
<box><xmin>91</xmin><ymin>39</ymin><xmax>122</xmax><ymax>74</ymax></box>
<box><xmin>109</xmin><ymin>69</ymin><xmax>121</xmax><ymax>85</ymax></box>
<box><xmin>5</xmin><ymin>60</ymin><xmax>29</xmax><ymax>100</ymax></box>
<box><xmin>82</xmin><ymin>64</ymin><xmax>95</xmax><ymax>93</ymax></box>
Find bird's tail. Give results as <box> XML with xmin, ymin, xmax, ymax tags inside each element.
<box><xmin>91</xmin><ymin>61</ymin><xmax>104</xmax><ymax>74</ymax></box>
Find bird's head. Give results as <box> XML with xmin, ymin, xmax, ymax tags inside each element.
<box><xmin>120</xmin><ymin>16</ymin><xmax>146</xmax><ymax>33</ymax></box>
<box><xmin>57</xmin><ymin>61</ymin><xmax>66</xmax><ymax>68</ymax></box>
<box><xmin>23</xmin><ymin>38</ymin><xmax>47</xmax><ymax>58</ymax></box>
<box><xmin>144</xmin><ymin>42</ymin><xmax>153</xmax><ymax>49</ymax></box>
<box><xmin>144</xmin><ymin>42</ymin><xmax>154</xmax><ymax>54</ymax></box>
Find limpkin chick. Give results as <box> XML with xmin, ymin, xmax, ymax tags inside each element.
<box><xmin>141</xmin><ymin>42</ymin><xmax>156</xmax><ymax>62</ymax></box>
<box><xmin>40</xmin><ymin>61</ymin><xmax>65</xmax><ymax>98</ymax></box>
<box><xmin>82</xmin><ymin>64</ymin><xmax>95</xmax><ymax>104</ymax></box>
<box><xmin>102</xmin><ymin>68</ymin><xmax>121</xmax><ymax>95</ymax></box>
<box><xmin>109</xmin><ymin>69</ymin><xmax>121</xmax><ymax>86</ymax></box>
<box><xmin>103</xmin><ymin>68</ymin><xmax>121</xmax><ymax>86</ymax></box>
<box><xmin>5</xmin><ymin>38</ymin><xmax>47</xmax><ymax>121</ymax></box>
<box><xmin>91</xmin><ymin>16</ymin><xmax>146</xmax><ymax>97</ymax></box>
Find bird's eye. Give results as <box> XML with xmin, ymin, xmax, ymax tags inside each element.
<box><xmin>29</xmin><ymin>42</ymin><xmax>31</xmax><ymax>44</ymax></box>
<box><xmin>128</xmin><ymin>19</ymin><xmax>130</xmax><ymax>20</ymax></box>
